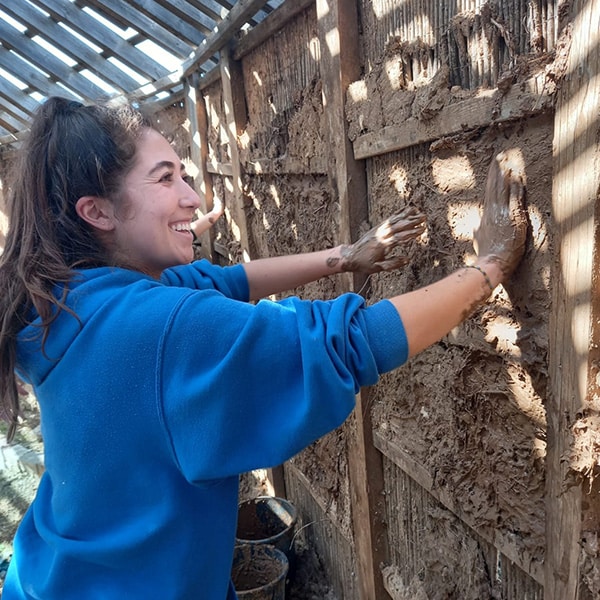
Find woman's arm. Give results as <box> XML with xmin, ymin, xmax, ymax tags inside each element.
<box><xmin>390</xmin><ymin>149</ymin><xmax>528</xmax><ymax>358</ymax></box>
<box><xmin>191</xmin><ymin>197</ymin><xmax>225</xmax><ymax>238</ymax></box>
<box><xmin>243</xmin><ymin>207</ymin><xmax>426</xmax><ymax>301</ymax></box>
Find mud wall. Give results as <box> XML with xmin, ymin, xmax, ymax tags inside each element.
<box><xmin>155</xmin><ymin>0</ymin><xmax>599</xmax><ymax>597</ymax></box>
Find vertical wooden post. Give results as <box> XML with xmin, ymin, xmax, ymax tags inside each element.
<box><xmin>184</xmin><ymin>75</ymin><xmax>215</xmax><ymax>261</ymax></box>
<box><xmin>316</xmin><ymin>0</ymin><xmax>390</xmax><ymax>598</ymax></box>
<box><xmin>546</xmin><ymin>0</ymin><xmax>600</xmax><ymax>598</ymax></box>
<box><xmin>220</xmin><ymin>44</ymin><xmax>252</xmax><ymax>262</ymax></box>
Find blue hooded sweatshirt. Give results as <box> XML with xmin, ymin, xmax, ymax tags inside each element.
<box><xmin>4</xmin><ymin>260</ymin><xmax>408</xmax><ymax>599</ymax></box>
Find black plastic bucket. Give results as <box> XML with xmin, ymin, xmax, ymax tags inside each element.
<box><xmin>231</xmin><ymin>543</ymin><xmax>289</xmax><ymax>600</ymax></box>
<box><xmin>236</xmin><ymin>496</ymin><xmax>298</xmax><ymax>559</ymax></box>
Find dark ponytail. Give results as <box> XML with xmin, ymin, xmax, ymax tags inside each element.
<box><xmin>0</xmin><ymin>97</ymin><xmax>149</xmax><ymax>440</ymax></box>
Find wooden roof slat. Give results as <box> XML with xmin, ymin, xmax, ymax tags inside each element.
<box><xmin>126</xmin><ymin>0</ymin><xmax>214</xmax><ymax>41</ymax></box>
<box><xmin>170</xmin><ymin>0</ymin><xmax>222</xmax><ymax>23</ymax></box>
<box><xmin>0</xmin><ymin>44</ymin><xmax>80</xmax><ymax>102</ymax></box>
<box><xmin>0</xmin><ymin>20</ymin><xmax>109</xmax><ymax>101</ymax></box>
<box><xmin>28</xmin><ymin>0</ymin><xmax>170</xmax><ymax>81</ymax></box>
<box><xmin>0</xmin><ymin>95</ymin><xmax>35</xmax><ymax>127</ymax></box>
<box><xmin>183</xmin><ymin>0</ymin><xmax>272</xmax><ymax>76</ymax></box>
<box><xmin>0</xmin><ymin>109</ymin><xmax>29</xmax><ymax>133</ymax></box>
<box><xmin>0</xmin><ymin>78</ymin><xmax>43</xmax><ymax>116</ymax></box>
<box><xmin>0</xmin><ymin>0</ymin><xmax>286</xmax><ymax>152</ymax></box>
<box><xmin>86</xmin><ymin>0</ymin><xmax>207</xmax><ymax>51</ymax></box>
<box><xmin>0</xmin><ymin>0</ymin><xmax>140</xmax><ymax>93</ymax></box>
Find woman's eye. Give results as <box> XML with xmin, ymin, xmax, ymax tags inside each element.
<box><xmin>183</xmin><ymin>175</ymin><xmax>194</xmax><ymax>186</ymax></box>
<box><xmin>159</xmin><ymin>172</ymin><xmax>174</xmax><ymax>183</ymax></box>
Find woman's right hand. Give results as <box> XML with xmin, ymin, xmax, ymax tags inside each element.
<box><xmin>473</xmin><ymin>149</ymin><xmax>528</xmax><ymax>285</ymax></box>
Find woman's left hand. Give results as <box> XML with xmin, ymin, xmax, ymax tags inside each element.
<box><xmin>340</xmin><ymin>206</ymin><xmax>426</xmax><ymax>273</ymax></box>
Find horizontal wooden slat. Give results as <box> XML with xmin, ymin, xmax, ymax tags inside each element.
<box><xmin>0</xmin><ymin>22</ymin><xmax>107</xmax><ymax>101</ymax></box>
<box><xmin>0</xmin><ymin>0</ymin><xmax>138</xmax><ymax>94</ymax></box>
<box><xmin>353</xmin><ymin>76</ymin><xmax>553</xmax><ymax>159</ymax></box>
<box><xmin>29</xmin><ymin>0</ymin><xmax>170</xmax><ymax>81</ymax></box>
<box><xmin>206</xmin><ymin>161</ymin><xmax>234</xmax><ymax>176</ymax></box>
<box><xmin>84</xmin><ymin>0</ymin><xmax>199</xmax><ymax>55</ymax></box>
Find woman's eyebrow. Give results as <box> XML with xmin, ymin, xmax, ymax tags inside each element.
<box><xmin>147</xmin><ymin>160</ymin><xmax>185</xmax><ymax>176</ymax></box>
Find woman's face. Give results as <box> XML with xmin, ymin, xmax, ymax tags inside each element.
<box><xmin>113</xmin><ymin>128</ymin><xmax>201</xmax><ymax>277</ymax></box>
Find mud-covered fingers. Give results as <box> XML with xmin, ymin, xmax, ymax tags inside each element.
<box><xmin>385</xmin><ymin>214</ymin><xmax>426</xmax><ymax>238</ymax></box>
<box><xmin>375</xmin><ymin>255</ymin><xmax>410</xmax><ymax>271</ymax></box>
<box><xmin>391</xmin><ymin>226</ymin><xmax>426</xmax><ymax>244</ymax></box>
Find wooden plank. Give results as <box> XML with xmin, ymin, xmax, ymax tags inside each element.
<box><xmin>126</xmin><ymin>0</ymin><xmax>270</xmax><ymax>102</ymax></box>
<box><xmin>0</xmin><ymin>80</ymin><xmax>41</xmax><ymax>120</ymax></box>
<box><xmin>197</xmin><ymin>65</ymin><xmax>222</xmax><ymax>91</ymax></box>
<box><xmin>546</xmin><ymin>0</ymin><xmax>600</xmax><ymax>597</ymax></box>
<box><xmin>182</xmin><ymin>0</ymin><xmax>272</xmax><ymax>77</ymax></box>
<box><xmin>373</xmin><ymin>423</ymin><xmax>545</xmax><ymax>586</ymax></box>
<box><xmin>219</xmin><ymin>45</ymin><xmax>251</xmax><ymax>262</ymax></box>
<box><xmin>83</xmin><ymin>0</ymin><xmax>200</xmax><ymax>55</ymax></box>
<box><xmin>184</xmin><ymin>76</ymin><xmax>215</xmax><ymax>262</ymax></box>
<box><xmin>29</xmin><ymin>0</ymin><xmax>170</xmax><ymax>81</ymax></box>
<box><xmin>0</xmin><ymin>20</ymin><xmax>107</xmax><ymax>101</ymax></box>
<box><xmin>0</xmin><ymin>46</ymin><xmax>79</xmax><ymax>105</ymax></box>
<box><xmin>206</xmin><ymin>161</ymin><xmax>234</xmax><ymax>176</ymax></box>
<box><xmin>233</xmin><ymin>0</ymin><xmax>314</xmax><ymax>60</ymax></box>
<box><xmin>352</xmin><ymin>76</ymin><xmax>553</xmax><ymax>160</ymax></box>
<box><xmin>285</xmin><ymin>462</ymin><xmax>359</xmax><ymax>599</ymax></box>
<box><xmin>316</xmin><ymin>0</ymin><xmax>387</xmax><ymax>598</ymax></box>
<box><xmin>0</xmin><ymin>111</ymin><xmax>26</xmax><ymax>134</ymax></box>
<box><xmin>126</xmin><ymin>0</ymin><xmax>211</xmax><ymax>40</ymax></box>
<box><xmin>0</xmin><ymin>0</ymin><xmax>139</xmax><ymax>93</ymax></box>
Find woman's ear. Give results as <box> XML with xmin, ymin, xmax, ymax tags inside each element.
<box><xmin>75</xmin><ymin>196</ymin><xmax>115</xmax><ymax>231</ymax></box>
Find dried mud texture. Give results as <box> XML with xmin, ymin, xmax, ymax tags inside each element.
<box><xmin>240</xmin><ymin>76</ymin><xmax>327</xmax><ymax>172</ymax></box>
<box><xmin>367</xmin><ymin>115</ymin><xmax>553</xmax><ymax>573</ymax></box>
<box><xmin>152</xmin><ymin>103</ymin><xmax>190</xmax><ymax>160</ymax></box>
<box><xmin>345</xmin><ymin>35</ymin><xmax>558</xmax><ymax>144</ymax></box>
<box><xmin>244</xmin><ymin>172</ymin><xmax>354</xmax><ymax>536</ymax></box>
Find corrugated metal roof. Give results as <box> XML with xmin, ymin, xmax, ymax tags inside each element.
<box><xmin>0</xmin><ymin>0</ymin><xmax>283</xmax><ymax>152</ymax></box>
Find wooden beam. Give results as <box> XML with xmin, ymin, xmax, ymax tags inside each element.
<box><xmin>182</xmin><ymin>0</ymin><xmax>272</xmax><ymax>77</ymax></box>
<box><xmin>198</xmin><ymin>66</ymin><xmax>222</xmax><ymax>91</ymax></box>
<box><xmin>546</xmin><ymin>0</ymin><xmax>600</xmax><ymax>598</ymax></box>
<box><xmin>0</xmin><ymin>47</ymin><xmax>79</xmax><ymax>107</ymax></box>
<box><xmin>219</xmin><ymin>44</ymin><xmax>251</xmax><ymax>262</ymax></box>
<box><xmin>0</xmin><ymin>20</ymin><xmax>107</xmax><ymax>101</ymax></box>
<box><xmin>206</xmin><ymin>161</ymin><xmax>234</xmax><ymax>177</ymax></box>
<box><xmin>28</xmin><ymin>0</ymin><xmax>170</xmax><ymax>81</ymax></box>
<box><xmin>83</xmin><ymin>0</ymin><xmax>201</xmax><ymax>55</ymax></box>
<box><xmin>184</xmin><ymin>76</ymin><xmax>215</xmax><ymax>262</ymax></box>
<box><xmin>352</xmin><ymin>76</ymin><xmax>552</xmax><ymax>160</ymax></box>
<box><xmin>0</xmin><ymin>0</ymin><xmax>139</xmax><ymax>93</ymax></box>
<box><xmin>316</xmin><ymin>0</ymin><xmax>388</xmax><ymax>598</ymax></box>
<box><xmin>233</xmin><ymin>0</ymin><xmax>315</xmax><ymax>60</ymax></box>
<box><xmin>125</xmin><ymin>0</ymin><xmax>272</xmax><ymax>103</ymax></box>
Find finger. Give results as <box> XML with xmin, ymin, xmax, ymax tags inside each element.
<box><xmin>387</xmin><ymin>207</ymin><xmax>424</xmax><ymax>225</ymax></box>
<box><xmin>383</xmin><ymin>215</ymin><xmax>426</xmax><ymax>239</ymax></box>
<box><xmin>390</xmin><ymin>226</ymin><xmax>426</xmax><ymax>245</ymax></box>
<box><xmin>376</xmin><ymin>256</ymin><xmax>410</xmax><ymax>271</ymax></box>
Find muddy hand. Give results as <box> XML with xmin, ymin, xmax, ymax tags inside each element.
<box><xmin>473</xmin><ymin>149</ymin><xmax>528</xmax><ymax>280</ymax></box>
<box><xmin>340</xmin><ymin>206</ymin><xmax>426</xmax><ymax>273</ymax></box>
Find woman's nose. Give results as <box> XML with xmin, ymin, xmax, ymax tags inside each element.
<box><xmin>181</xmin><ymin>181</ymin><xmax>202</xmax><ymax>209</ymax></box>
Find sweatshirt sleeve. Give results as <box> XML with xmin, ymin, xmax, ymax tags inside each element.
<box><xmin>157</xmin><ymin>290</ymin><xmax>408</xmax><ymax>482</ymax></box>
<box><xmin>160</xmin><ymin>260</ymin><xmax>249</xmax><ymax>301</ymax></box>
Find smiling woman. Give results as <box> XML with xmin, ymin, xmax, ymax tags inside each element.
<box><xmin>0</xmin><ymin>96</ymin><xmax>526</xmax><ymax>599</ymax></box>
<box><xmin>75</xmin><ymin>128</ymin><xmax>202</xmax><ymax>277</ymax></box>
